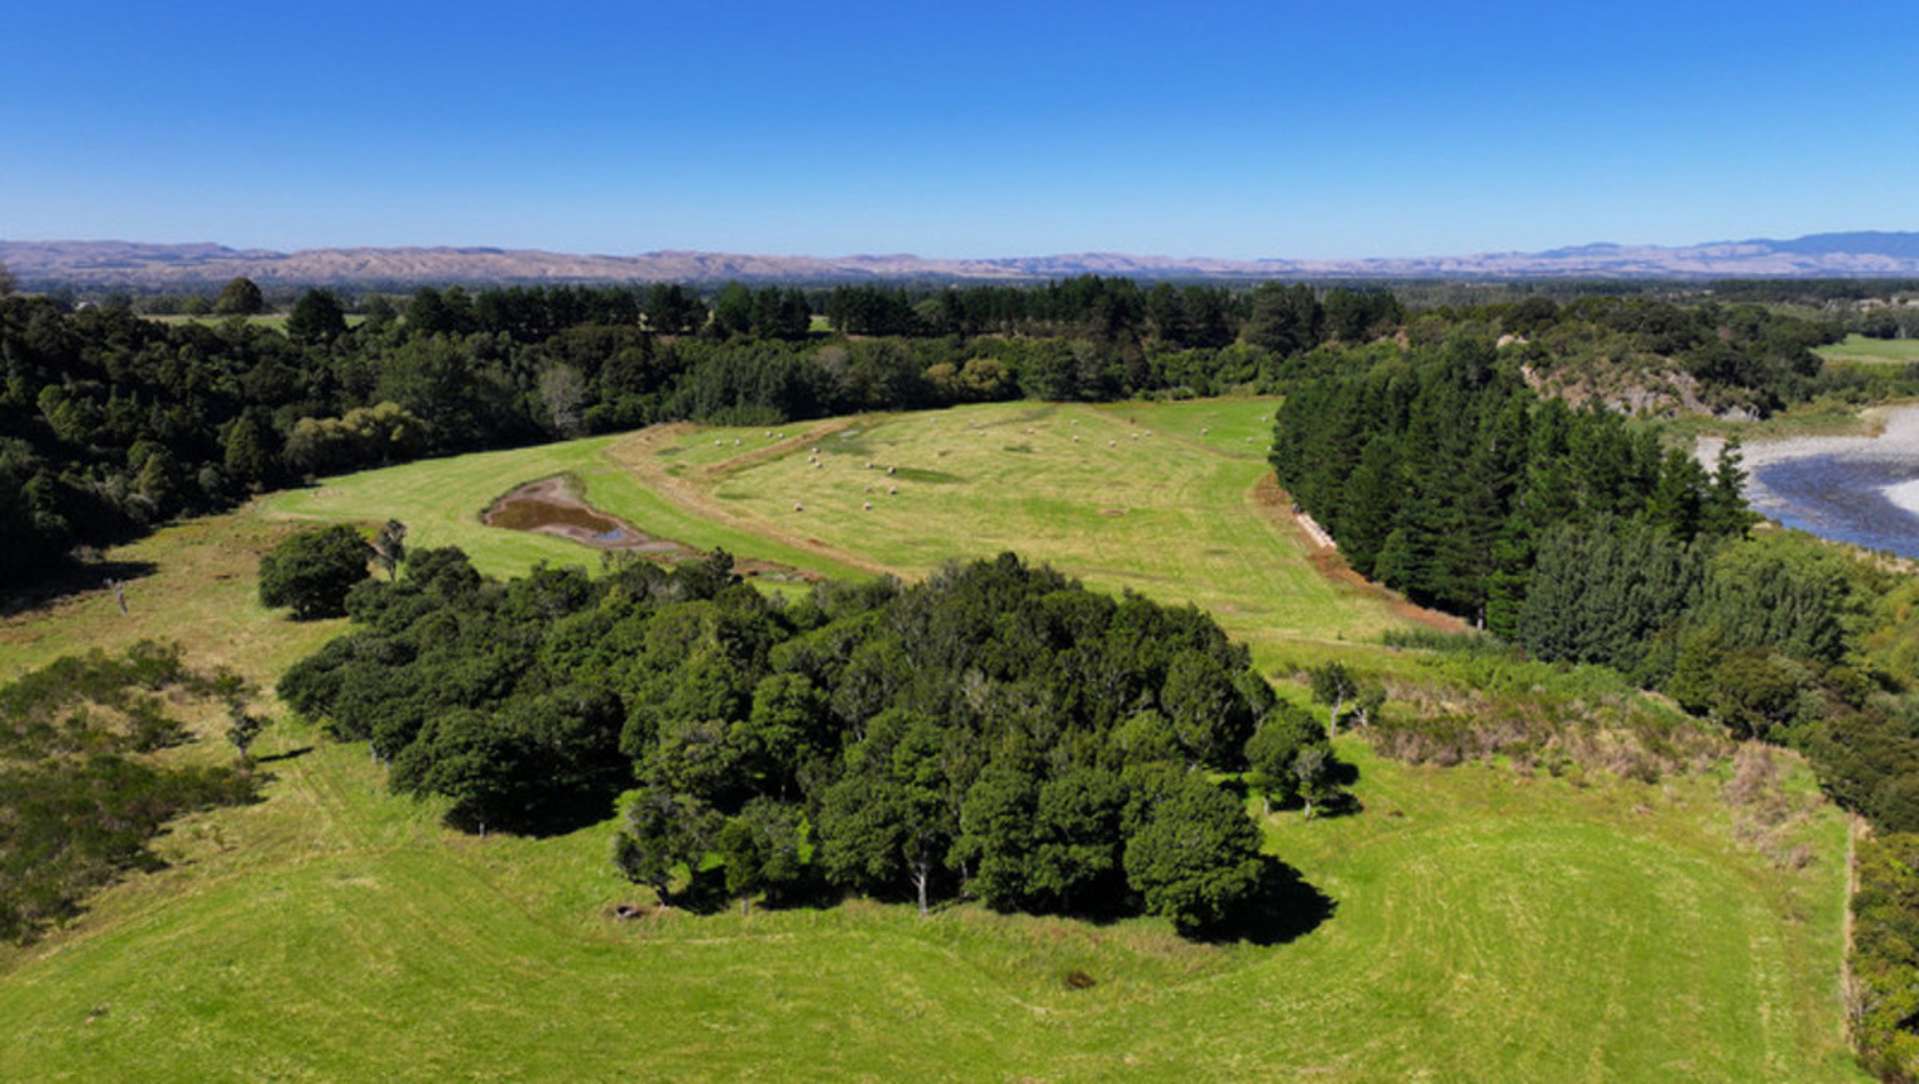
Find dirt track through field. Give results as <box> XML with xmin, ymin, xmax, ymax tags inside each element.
<box><xmin>606</xmin><ymin>422</ymin><xmax>904</xmax><ymax>580</ymax></box>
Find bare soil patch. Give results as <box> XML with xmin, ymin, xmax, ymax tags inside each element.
<box><xmin>1252</xmin><ymin>475</ymin><xmax>1465</xmax><ymax>633</ymax></box>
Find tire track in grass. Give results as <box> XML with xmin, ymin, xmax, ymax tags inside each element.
<box><xmin>608</xmin><ymin>424</ymin><xmax>900</xmax><ymax>579</ymax></box>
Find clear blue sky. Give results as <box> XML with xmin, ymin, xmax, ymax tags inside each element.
<box><xmin>2</xmin><ymin>1</ymin><xmax>1913</xmax><ymax>258</ymax></box>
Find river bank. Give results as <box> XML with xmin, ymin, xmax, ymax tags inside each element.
<box><xmin>1698</xmin><ymin>404</ymin><xmax>1919</xmax><ymax>557</ymax></box>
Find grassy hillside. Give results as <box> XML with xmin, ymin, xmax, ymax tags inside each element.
<box><xmin>267</xmin><ymin>398</ymin><xmax>1432</xmax><ymax>673</ymax></box>
<box><xmin>0</xmin><ymin>398</ymin><xmax>1866</xmax><ymax>1081</ymax></box>
<box><xmin>0</xmin><ymin>716</ymin><xmax>1858</xmax><ymax>1082</ymax></box>
<box><xmin>269</xmin><ymin>434</ymin><xmax>854</xmax><ymax>583</ymax></box>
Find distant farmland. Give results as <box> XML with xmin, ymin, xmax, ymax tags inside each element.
<box><xmin>1816</xmin><ymin>332</ymin><xmax>1919</xmax><ymax>366</ymax></box>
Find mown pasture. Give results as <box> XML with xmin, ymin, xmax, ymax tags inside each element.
<box><xmin>0</xmin><ymin>397</ymin><xmax>1864</xmax><ymax>1081</ymax></box>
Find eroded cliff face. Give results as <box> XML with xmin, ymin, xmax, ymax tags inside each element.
<box><xmin>1520</xmin><ymin>361</ymin><xmax>1760</xmax><ymax>421</ymax></box>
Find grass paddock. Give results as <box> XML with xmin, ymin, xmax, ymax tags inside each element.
<box><xmin>0</xmin><ymin>398</ymin><xmax>1865</xmax><ymax>1081</ymax></box>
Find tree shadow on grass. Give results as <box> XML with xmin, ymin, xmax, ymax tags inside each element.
<box><xmin>0</xmin><ymin>559</ymin><xmax>159</xmax><ymax>617</ymax></box>
<box><xmin>631</xmin><ymin>860</ymin><xmax>1335</xmax><ymax>948</ymax></box>
<box><xmin>1331</xmin><ymin>759</ymin><xmax>1361</xmax><ymax>788</ymax></box>
<box><xmin>444</xmin><ymin>780</ymin><xmax>627</xmax><ymax>840</ymax></box>
<box><xmin>1315</xmin><ymin>791</ymin><xmax>1365</xmax><ymax>820</ymax></box>
<box><xmin>255</xmin><ymin>746</ymin><xmax>314</xmax><ymax>764</ymax></box>
<box><xmin>654</xmin><ymin>869</ymin><xmax>727</xmax><ymax>916</ymax></box>
<box><xmin>1195</xmin><ymin>856</ymin><xmax>1337</xmax><ymax>946</ymax></box>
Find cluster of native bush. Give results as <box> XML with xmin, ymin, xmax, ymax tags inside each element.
<box><xmin>1854</xmin><ymin>832</ymin><xmax>1919</xmax><ymax>1079</ymax></box>
<box><xmin>0</xmin><ymin>642</ymin><xmax>258</xmax><ymax>943</ymax></box>
<box><xmin>276</xmin><ymin>548</ymin><xmax>1341</xmax><ymax>933</ymax></box>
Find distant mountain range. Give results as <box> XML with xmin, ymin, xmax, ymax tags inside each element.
<box><xmin>5</xmin><ymin>231</ymin><xmax>1919</xmax><ymax>287</ymax></box>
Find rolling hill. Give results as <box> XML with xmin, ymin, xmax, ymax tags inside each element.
<box><xmin>4</xmin><ymin>231</ymin><xmax>1919</xmax><ymax>287</ymax></box>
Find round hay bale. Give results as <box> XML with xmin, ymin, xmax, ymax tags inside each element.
<box><xmin>886</xmin><ymin>466</ymin><xmax>896</xmax><ymax>475</ymax></box>
<box><xmin>793</xmin><ymin>502</ymin><xmax>804</xmax><ymax>512</ymax></box>
<box><xmin>863</xmin><ymin>501</ymin><xmax>873</xmax><ymax>511</ymax></box>
<box><xmin>888</xmin><ymin>485</ymin><xmax>898</xmax><ymax>495</ymax></box>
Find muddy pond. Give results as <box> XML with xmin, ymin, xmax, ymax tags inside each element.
<box><xmin>483</xmin><ymin>476</ymin><xmax>685</xmax><ymax>552</ymax></box>
<box><xmin>482</xmin><ymin>475</ymin><xmax>819</xmax><ymax>580</ymax></box>
<box><xmin>1699</xmin><ymin>405</ymin><xmax>1919</xmax><ymax>558</ymax></box>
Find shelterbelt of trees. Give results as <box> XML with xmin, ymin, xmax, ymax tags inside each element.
<box><xmin>276</xmin><ymin>549</ymin><xmax>1335</xmax><ymax>933</ymax></box>
<box><xmin>1271</xmin><ymin>335</ymin><xmax>1919</xmax><ymax>831</ymax></box>
<box><xmin>1268</xmin><ymin>330</ymin><xmax>1919</xmax><ymax>1077</ymax></box>
<box><xmin>1</xmin><ymin>273</ymin><xmax>1878</xmax><ymax>594</ymax></box>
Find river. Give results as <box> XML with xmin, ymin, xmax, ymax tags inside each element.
<box><xmin>1698</xmin><ymin>405</ymin><xmax>1919</xmax><ymax>558</ymax></box>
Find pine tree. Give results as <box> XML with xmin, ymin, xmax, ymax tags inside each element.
<box><xmin>1701</xmin><ymin>440</ymin><xmax>1755</xmax><ymax>538</ymax></box>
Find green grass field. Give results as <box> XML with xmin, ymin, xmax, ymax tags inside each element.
<box><xmin>1817</xmin><ymin>333</ymin><xmax>1919</xmax><ymax>366</ymax></box>
<box><xmin>265</xmin><ymin>399</ymin><xmax>1428</xmax><ymax>674</ymax></box>
<box><xmin>0</xmin><ymin>398</ymin><xmax>1865</xmax><ymax>1081</ymax></box>
<box><xmin>0</xmin><ymin>719</ymin><xmax>1858</xmax><ymax>1082</ymax></box>
<box><xmin>269</xmin><ymin>436</ymin><xmax>855</xmax><ymax>584</ymax></box>
<box><xmin>604</xmin><ymin>400</ymin><xmax>1423</xmax><ymax>671</ymax></box>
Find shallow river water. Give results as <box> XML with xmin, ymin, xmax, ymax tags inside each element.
<box><xmin>1707</xmin><ymin>405</ymin><xmax>1919</xmax><ymax>558</ymax></box>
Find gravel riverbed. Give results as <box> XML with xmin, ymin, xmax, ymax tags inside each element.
<box><xmin>1697</xmin><ymin>404</ymin><xmax>1919</xmax><ymax>556</ymax></box>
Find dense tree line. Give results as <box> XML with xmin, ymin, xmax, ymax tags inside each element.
<box><xmin>1270</xmin><ymin>331</ymin><xmax>1919</xmax><ymax>840</ymax></box>
<box><xmin>1271</xmin><ymin>323</ymin><xmax>1919</xmax><ymax>1079</ymax></box>
<box><xmin>277</xmin><ymin>547</ymin><xmax>1333</xmax><ymax>933</ymax></box>
<box><xmin>1848</xmin><ymin>303</ymin><xmax>1919</xmax><ymax>342</ymax></box>
<box><xmin>1517</xmin><ymin>523</ymin><xmax>1919</xmax><ymax>833</ymax></box>
<box><xmin>0</xmin><ymin>282</ymin><xmax>1260</xmax><ymax>590</ymax></box>
<box><xmin>0</xmin><ymin>279</ymin><xmax>1354</xmax><ymax>591</ymax></box>
<box><xmin>1271</xmin><ymin>334</ymin><xmax>1752</xmax><ymax>627</ymax></box>
<box><xmin>2</xmin><ymin>274</ymin><xmax>1849</xmax><ymax>595</ymax></box>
